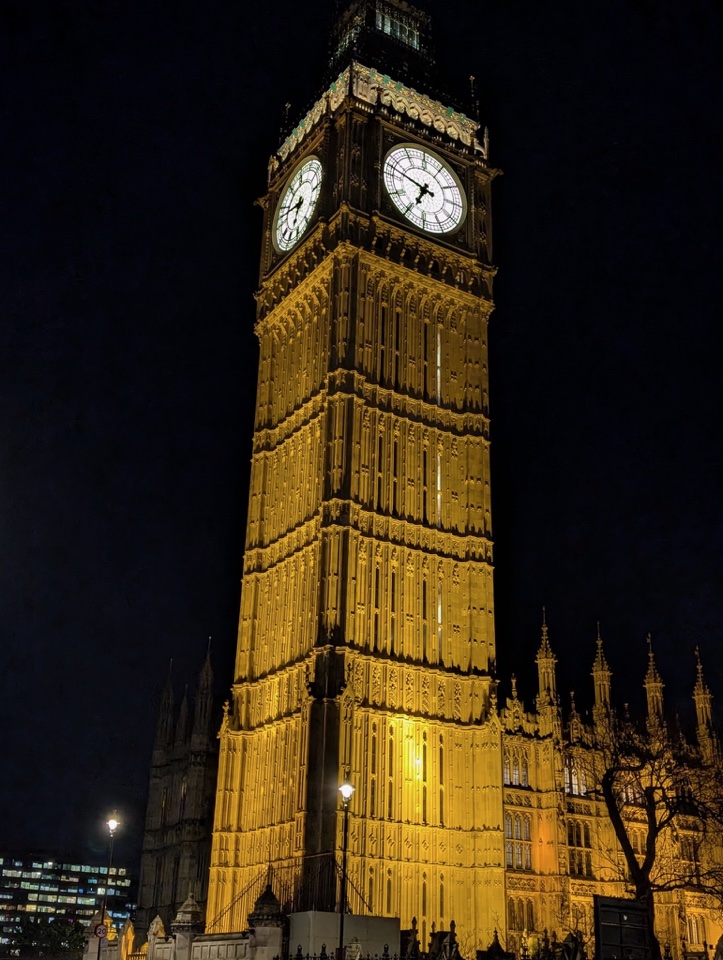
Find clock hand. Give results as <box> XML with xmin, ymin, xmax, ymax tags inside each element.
<box><xmin>403</xmin><ymin>172</ymin><xmax>426</xmax><ymax>189</ymax></box>
<box><xmin>401</xmin><ymin>172</ymin><xmax>435</xmax><ymax>201</ymax></box>
<box><xmin>291</xmin><ymin>195</ymin><xmax>304</xmax><ymax>225</ymax></box>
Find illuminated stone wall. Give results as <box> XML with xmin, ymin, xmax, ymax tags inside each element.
<box><xmin>206</xmin><ymin>6</ymin><xmax>723</xmax><ymax>955</ymax></box>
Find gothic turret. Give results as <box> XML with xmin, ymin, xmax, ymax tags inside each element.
<box><xmin>644</xmin><ymin>634</ymin><xmax>664</xmax><ymax>729</ymax></box>
<box><xmin>536</xmin><ymin>610</ymin><xmax>557</xmax><ymax>709</ymax></box>
<box><xmin>535</xmin><ymin>611</ymin><xmax>561</xmax><ymax>741</ymax></box>
<box><xmin>591</xmin><ymin>624</ymin><xmax>612</xmax><ymax>729</ymax></box>
<box><xmin>693</xmin><ymin>646</ymin><xmax>717</xmax><ymax>761</ymax></box>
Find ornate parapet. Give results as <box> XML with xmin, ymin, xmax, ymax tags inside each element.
<box><xmin>275</xmin><ymin>64</ymin><xmax>485</xmax><ymax>176</ymax></box>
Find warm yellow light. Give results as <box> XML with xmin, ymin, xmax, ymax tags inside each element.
<box><xmin>339</xmin><ymin>780</ymin><xmax>355</xmax><ymax>803</ymax></box>
<box><xmin>107</xmin><ymin>815</ymin><xmax>119</xmax><ymax>834</ymax></box>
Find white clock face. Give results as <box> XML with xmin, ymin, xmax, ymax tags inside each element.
<box><xmin>383</xmin><ymin>144</ymin><xmax>466</xmax><ymax>234</ymax></box>
<box><xmin>273</xmin><ymin>157</ymin><xmax>323</xmax><ymax>252</ymax></box>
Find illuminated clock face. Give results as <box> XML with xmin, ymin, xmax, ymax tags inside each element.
<box><xmin>383</xmin><ymin>144</ymin><xmax>466</xmax><ymax>234</ymax></box>
<box><xmin>273</xmin><ymin>157</ymin><xmax>323</xmax><ymax>252</ymax></box>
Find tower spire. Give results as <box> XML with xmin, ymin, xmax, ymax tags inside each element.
<box><xmin>644</xmin><ymin>634</ymin><xmax>664</xmax><ymax>728</ymax></box>
<box><xmin>536</xmin><ymin>607</ymin><xmax>557</xmax><ymax>708</ymax></box>
<box><xmin>591</xmin><ymin>622</ymin><xmax>612</xmax><ymax>729</ymax></box>
<box><xmin>693</xmin><ymin>646</ymin><xmax>716</xmax><ymax>760</ymax></box>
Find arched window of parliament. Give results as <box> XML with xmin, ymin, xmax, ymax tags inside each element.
<box><xmin>439</xmin><ymin>737</ymin><xmax>445</xmax><ymax>826</ymax></box>
<box><xmin>379</xmin><ymin>303</ymin><xmax>387</xmax><ymax>385</ymax></box>
<box><xmin>508</xmin><ymin>897</ymin><xmax>527</xmax><ymax>931</ymax></box>
<box><xmin>423</xmin><ymin>320</ymin><xmax>429</xmax><ymax>399</ymax></box>
<box><xmin>386</xmin><ymin>869</ymin><xmax>393</xmax><ymax>914</ymax></box>
<box><xmin>393</xmin><ymin>305</ymin><xmax>401</xmax><ymax>389</ymax></box>
<box><xmin>504</xmin><ymin>754</ymin><xmax>511</xmax><ymax>785</ymax></box>
<box><xmin>506</xmin><ymin>813</ymin><xmax>532</xmax><ymax>870</ymax></box>
<box><xmin>376</xmin><ymin>433</ymin><xmax>384</xmax><ymax>510</ymax></box>
<box><xmin>568</xmin><ymin>819</ymin><xmax>593</xmax><ymax>877</ymax></box>
<box><xmin>422</xmin><ymin>576</ymin><xmax>428</xmax><ymax>658</ymax></box>
<box><xmin>387</xmin><ymin>728</ymin><xmax>395</xmax><ymax>820</ymax></box>
<box><xmin>373</xmin><ymin>565</ymin><xmax>381</xmax><ymax>648</ymax></box>
<box><xmin>565</xmin><ymin>758</ymin><xmax>587</xmax><ymax>796</ymax></box>
<box><xmin>688</xmin><ymin>915</ymin><xmax>706</xmax><ymax>945</ymax></box>
<box><xmin>370</xmin><ymin>723</ymin><xmax>378</xmax><ymax>816</ymax></box>
<box><xmin>390</xmin><ymin>568</ymin><xmax>396</xmax><ymax>651</ymax></box>
<box><xmin>368</xmin><ymin>867</ymin><xmax>374</xmax><ymax>912</ymax></box>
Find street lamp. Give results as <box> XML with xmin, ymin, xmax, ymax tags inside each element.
<box><xmin>96</xmin><ymin>814</ymin><xmax>120</xmax><ymax>960</ymax></box>
<box><xmin>338</xmin><ymin>778</ymin><xmax>355</xmax><ymax>960</ymax></box>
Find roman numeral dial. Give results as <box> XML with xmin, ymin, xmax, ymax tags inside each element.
<box><xmin>383</xmin><ymin>144</ymin><xmax>466</xmax><ymax>234</ymax></box>
<box><xmin>273</xmin><ymin>157</ymin><xmax>323</xmax><ymax>253</ymax></box>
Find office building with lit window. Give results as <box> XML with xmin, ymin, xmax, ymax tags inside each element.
<box><xmin>0</xmin><ymin>854</ymin><xmax>135</xmax><ymax>954</ymax></box>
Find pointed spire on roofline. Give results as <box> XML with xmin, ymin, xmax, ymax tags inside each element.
<box><xmin>645</xmin><ymin>633</ymin><xmax>663</xmax><ymax>684</ymax></box>
<box><xmin>591</xmin><ymin>621</ymin><xmax>612</xmax><ymax>721</ymax></box>
<box><xmin>536</xmin><ymin>608</ymin><xmax>557</xmax><ymax>709</ymax></box>
<box><xmin>693</xmin><ymin>646</ymin><xmax>716</xmax><ymax>759</ymax></box>
<box><xmin>644</xmin><ymin>634</ymin><xmax>664</xmax><ymax>726</ymax></box>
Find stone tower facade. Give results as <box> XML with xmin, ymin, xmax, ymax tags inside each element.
<box><xmin>136</xmin><ymin>652</ymin><xmax>218</xmax><ymax>938</ymax></box>
<box><xmin>207</xmin><ymin>0</ymin><xmax>502</xmax><ymax>946</ymax></box>
<box><xmin>205</xmin><ymin>4</ymin><xmax>723</xmax><ymax>957</ymax></box>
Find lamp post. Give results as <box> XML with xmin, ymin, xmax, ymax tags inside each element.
<box><xmin>96</xmin><ymin>814</ymin><xmax>120</xmax><ymax>960</ymax></box>
<box><xmin>338</xmin><ymin>778</ymin><xmax>354</xmax><ymax>960</ymax></box>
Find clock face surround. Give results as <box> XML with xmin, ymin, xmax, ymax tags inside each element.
<box><xmin>383</xmin><ymin>143</ymin><xmax>466</xmax><ymax>234</ymax></box>
<box><xmin>273</xmin><ymin>156</ymin><xmax>323</xmax><ymax>253</ymax></box>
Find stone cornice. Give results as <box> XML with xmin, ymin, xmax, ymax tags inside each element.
<box><xmin>328</xmin><ymin>499</ymin><xmax>493</xmax><ymax>563</ymax></box>
<box><xmin>243</xmin><ymin>498</ymin><xmax>494</xmax><ymax>571</ymax></box>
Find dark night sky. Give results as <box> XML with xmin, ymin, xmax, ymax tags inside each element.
<box><xmin>2</xmin><ymin>0</ymin><xmax>722</xmax><ymax>872</ymax></box>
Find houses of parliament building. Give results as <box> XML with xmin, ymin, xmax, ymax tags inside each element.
<box><xmin>136</xmin><ymin>2</ymin><xmax>723</xmax><ymax>957</ymax></box>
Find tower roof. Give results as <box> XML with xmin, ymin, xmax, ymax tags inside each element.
<box><xmin>644</xmin><ymin>634</ymin><xmax>663</xmax><ymax>686</ymax></box>
<box><xmin>536</xmin><ymin>608</ymin><xmax>556</xmax><ymax>662</ymax></box>
<box><xmin>694</xmin><ymin>645</ymin><xmax>711</xmax><ymax>699</ymax></box>
<box><xmin>591</xmin><ymin>622</ymin><xmax>610</xmax><ymax>671</ymax></box>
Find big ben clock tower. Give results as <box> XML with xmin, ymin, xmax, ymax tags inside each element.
<box><xmin>208</xmin><ymin>0</ymin><xmax>504</xmax><ymax>947</ymax></box>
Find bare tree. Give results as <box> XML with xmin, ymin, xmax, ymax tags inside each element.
<box><xmin>588</xmin><ymin>710</ymin><xmax>723</xmax><ymax>959</ymax></box>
